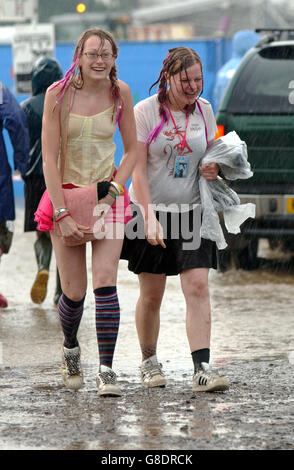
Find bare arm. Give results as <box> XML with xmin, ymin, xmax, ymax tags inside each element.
<box><xmin>113</xmin><ymin>81</ymin><xmax>138</xmax><ymax>187</ymax></box>
<box><xmin>199</xmin><ymin>139</ymin><xmax>220</xmax><ymax>180</ymax></box>
<box><xmin>42</xmin><ymin>85</ymin><xmax>65</xmax><ymax>209</ymax></box>
<box><xmin>42</xmin><ymin>85</ymin><xmax>87</xmax><ymax>240</ymax></box>
<box><xmin>132</xmin><ymin>141</ymin><xmax>166</xmax><ymax>248</ymax></box>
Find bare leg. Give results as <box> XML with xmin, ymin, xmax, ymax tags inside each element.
<box><xmin>50</xmin><ymin>231</ymin><xmax>87</xmax><ymax>300</ymax></box>
<box><xmin>135</xmin><ymin>273</ymin><xmax>166</xmax><ymax>361</ymax></box>
<box><xmin>91</xmin><ymin>236</ymin><xmax>124</xmax><ymax>289</ymax></box>
<box><xmin>180</xmin><ymin>268</ymin><xmax>211</xmax><ymax>352</ymax></box>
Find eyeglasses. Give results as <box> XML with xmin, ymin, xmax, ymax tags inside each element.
<box><xmin>83</xmin><ymin>52</ymin><xmax>114</xmax><ymax>61</ymax></box>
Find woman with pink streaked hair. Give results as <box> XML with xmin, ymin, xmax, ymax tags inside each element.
<box><xmin>39</xmin><ymin>28</ymin><xmax>137</xmax><ymax>396</ymax></box>
<box><xmin>121</xmin><ymin>46</ymin><xmax>229</xmax><ymax>393</ymax></box>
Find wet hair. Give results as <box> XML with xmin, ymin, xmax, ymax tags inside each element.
<box><xmin>51</xmin><ymin>28</ymin><xmax>123</xmax><ymax>127</ymax></box>
<box><xmin>146</xmin><ymin>47</ymin><xmax>203</xmax><ymax>145</ymax></box>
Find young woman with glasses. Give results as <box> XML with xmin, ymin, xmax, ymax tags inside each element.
<box><xmin>37</xmin><ymin>28</ymin><xmax>137</xmax><ymax>396</ymax></box>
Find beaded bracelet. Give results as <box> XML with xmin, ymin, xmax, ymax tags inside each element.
<box><xmin>55</xmin><ymin>212</ymin><xmax>70</xmax><ymax>223</ymax></box>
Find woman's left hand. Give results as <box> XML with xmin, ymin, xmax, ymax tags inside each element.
<box><xmin>199</xmin><ymin>162</ymin><xmax>220</xmax><ymax>180</ymax></box>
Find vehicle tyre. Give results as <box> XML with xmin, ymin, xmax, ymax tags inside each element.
<box><xmin>234</xmin><ymin>238</ymin><xmax>259</xmax><ymax>270</ymax></box>
<box><xmin>217</xmin><ymin>248</ymin><xmax>232</xmax><ymax>272</ymax></box>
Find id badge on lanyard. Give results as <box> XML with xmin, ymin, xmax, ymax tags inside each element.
<box><xmin>174</xmin><ymin>155</ymin><xmax>189</xmax><ymax>178</ymax></box>
<box><xmin>168</xmin><ymin>109</ymin><xmax>190</xmax><ymax>178</ymax></box>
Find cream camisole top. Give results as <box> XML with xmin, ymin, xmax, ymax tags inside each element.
<box><xmin>62</xmin><ymin>105</ymin><xmax>116</xmax><ymax>187</ymax></box>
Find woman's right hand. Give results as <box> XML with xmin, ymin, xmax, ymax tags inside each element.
<box><xmin>145</xmin><ymin>214</ymin><xmax>166</xmax><ymax>248</ymax></box>
<box><xmin>57</xmin><ymin>215</ymin><xmax>90</xmax><ymax>243</ymax></box>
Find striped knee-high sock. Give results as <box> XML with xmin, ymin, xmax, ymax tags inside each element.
<box><xmin>94</xmin><ymin>286</ymin><xmax>120</xmax><ymax>369</ymax></box>
<box><xmin>58</xmin><ymin>293</ymin><xmax>85</xmax><ymax>349</ymax></box>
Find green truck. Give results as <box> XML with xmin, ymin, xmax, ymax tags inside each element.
<box><xmin>216</xmin><ymin>29</ymin><xmax>294</xmax><ymax>270</ymax></box>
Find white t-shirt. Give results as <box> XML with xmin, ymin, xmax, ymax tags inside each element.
<box><xmin>129</xmin><ymin>94</ymin><xmax>217</xmax><ymax>212</ymax></box>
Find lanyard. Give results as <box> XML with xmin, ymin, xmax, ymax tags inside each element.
<box><xmin>168</xmin><ymin>108</ymin><xmax>189</xmax><ymax>152</ymax></box>
<box><xmin>196</xmin><ymin>100</ymin><xmax>208</xmax><ymax>146</ymax></box>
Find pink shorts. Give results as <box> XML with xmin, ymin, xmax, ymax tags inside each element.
<box><xmin>34</xmin><ymin>184</ymin><xmax>132</xmax><ymax>232</ymax></box>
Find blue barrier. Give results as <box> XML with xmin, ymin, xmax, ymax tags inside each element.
<box><xmin>1</xmin><ymin>38</ymin><xmax>231</xmax><ymax>196</ymax></box>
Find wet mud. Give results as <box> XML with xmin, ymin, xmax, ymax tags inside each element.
<box><xmin>0</xmin><ymin>201</ymin><xmax>293</xmax><ymax>450</ymax></box>
<box><xmin>1</xmin><ymin>361</ymin><xmax>293</xmax><ymax>451</ymax></box>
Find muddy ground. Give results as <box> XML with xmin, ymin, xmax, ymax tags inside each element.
<box><xmin>0</xmin><ymin>200</ymin><xmax>293</xmax><ymax>451</ymax></box>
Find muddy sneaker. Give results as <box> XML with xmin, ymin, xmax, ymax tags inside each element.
<box><xmin>96</xmin><ymin>365</ymin><xmax>121</xmax><ymax>397</ymax></box>
<box><xmin>140</xmin><ymin>355</ymin><xmax>166</xmax><ymax>388</ymax></box>
<box><xmin>0</xmin><ymin>294</ymin><xmax>8</xmax><ymax>308</ymax></box>
<box><xmin>192</xmin><ymin>362</ymin><xmax>229</xmax><ymax>392</ymax></box>
<box><xmin>30</xmin><ymin>269</ymin><xmax>49</xmax><ymax>304</ymax></box>
<box><xmin>61</xmin><ymin>345</ymin><xmax>84</xmax><ymax>391</ymax></box>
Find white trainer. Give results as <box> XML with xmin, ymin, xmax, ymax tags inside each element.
<box><xmin>61</xmin><ymin>345</ymin><xmax>84</xmax><ymax>391</ymax></box>
<box><xmin>193</xmin><ymin>362</ymin><xmax>229</xmax><ymax>392</ymax></box>
<box><xmin>140</xmin><ymin>355</ymin><xmax>166</xmax><ymax>388</ymax></box>
<box><xmin>96</xmin><ymin>365</ymin><xmax>121</xmax><ymax>397</ymax></box>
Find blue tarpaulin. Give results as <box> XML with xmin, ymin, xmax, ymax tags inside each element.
<box><xmin>1</xmin><ymin>39</ymin><xmax>231</xmax><ymax>195</ymax></box>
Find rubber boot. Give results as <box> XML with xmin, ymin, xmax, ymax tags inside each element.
<box><xmin>53</xmin><ymin>268</ymin><xmax>62</xmax><ymax>307</ymax></box>
<box><xmin>0</xmin><ymin>252</ymin><xmax>8</xmax><ymax>307</ymax></box>
<box><xmin>30</xmin><ymin>233</ymin><xmax>52</xmax><ymax>304</ymax></box>
<box><xmin>0</xmin><ymin>294</ymin><xmax>8</xmax><ymax>308</ymax></box>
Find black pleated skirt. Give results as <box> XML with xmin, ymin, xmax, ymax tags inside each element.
<box><xmin>120</xmin><ymin>203</ymin><xmax>217</xmax><ymax>276</ymax></box>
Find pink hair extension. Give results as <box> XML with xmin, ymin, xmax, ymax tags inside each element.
<box><xmin>162</xmin><ymin>53</ymin><xmax>177</xmax><ymax>73</ymax></box>
<box><xmin>145</xmin><ymin>52</ymin><xmax>178</xmax><ymax>145</ymax></box>
<box><xmin>50</xmin><ymin>47</ymin><xmax>82</xmax><ymax>106</ymax></box>
<box><xmin>145</xmin><ymin>105</ymin><xmax>169</xmax><ymax>146</ymax></box>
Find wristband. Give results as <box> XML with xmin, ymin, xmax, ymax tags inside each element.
<box><xmin>55</xmin><ymin>212</ymin><xmax>70</xmax><ymax>223</ymax></box>
<box><xmin>109</xmin><ymin>182</ymin><xmax>120</xmax><ymax>195</ymax></box>
<box><xmin>115</xmin><ymin>182</ymin><xmax>124</xmax><ymax>194</ymax></box>
<box><xmin>54</xmin><ymin>207</ymin><xmax>68</xmax><ymax>218</ymax></box>
<box><xmin>108</xmin><ymin>189</ymin><xmax>118</xmax><ymax>199</ymax></box>
<box><xmin>110</xmin><ymin>181</ymin><xmax>124</xmax><ymax>195</ymax></box>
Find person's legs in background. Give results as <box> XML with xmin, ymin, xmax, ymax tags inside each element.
<box><xmin>30</xmin><ymin>231</ymin><xmax>52</xmax><ymax>304</ymax></box>
<box><xmin>0</xmin><ymin>220</ymin><xmax>14</xmax><ymax>308</ymax></box>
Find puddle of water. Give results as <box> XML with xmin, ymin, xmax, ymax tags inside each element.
<box><xmin>1</xmin><ymin>209</ymin><xmax>294</xmax><ymax>370</ymax></box>
<box><xmin>1</xmin><ymin>206</ymin><xmax>294</xmax><ymax>450</ymax></box>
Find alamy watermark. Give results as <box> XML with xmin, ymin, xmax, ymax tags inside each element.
<box><xmin>92</xmin><ymin>198</ymin><xmax>201</xmax><ymax>250</ymax></box>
